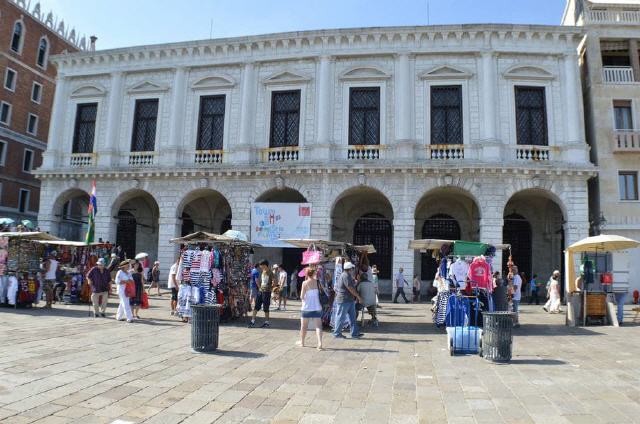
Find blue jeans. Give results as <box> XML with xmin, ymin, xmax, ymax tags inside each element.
<box><xmin>333</xmin><ymin>301</ymin><xmax>358</xmax><ymax>337</ymax></box>
<box><xmin>615</xmin><ymin>292</ymin><xmax>627</xmax><ymax>323</ymax></box>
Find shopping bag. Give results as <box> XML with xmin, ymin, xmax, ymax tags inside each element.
<box><xmin>302</xmin><ymin>245</ymin><xmax>321</xmax><ymax>265</ymax></box>
<box><xmin>124</xmin><ymin>281</ymin><xmax>135</xmax><ymax>298</ymax></box>
<box><xmin>141</xmin><ymin>292</ymin><xmax>149</xmax><ymax>309</ymax></box>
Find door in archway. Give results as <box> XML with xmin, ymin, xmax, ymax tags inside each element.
<box><xmin>353</xmin><ymin>213</ymin><xmax>392</xmax><ymax>279</ymax></box>
<box><xmin>503</xmin><ymin>213</ymin><xmax>532</xmax><ymax>278</ymax></box>
<box><xmin>421</xmin><ymin>214</ymin><xmax>461</xmax><ymax>280</ymax></box>
<box><xmin>181</xmin><ymin>212</ymin><xmax>194</xmax><ymax>236</ymax></box>
<box><xmin>116</xmin><ymin>211</ymin><xmax>137</xmax><ymax>259</ymax></box>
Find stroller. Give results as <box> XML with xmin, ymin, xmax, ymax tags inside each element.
<box><xmin>445</xmin><ymin>284</ymin><xmax>483</xmax><ymax>355</ymax></box>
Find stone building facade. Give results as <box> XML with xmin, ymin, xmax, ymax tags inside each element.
<box><xmin>35</xmin><ymin>24</ymin><xmax>594</xmax><ymax>293</ymax></box>
<box><xmin>564</xmin><ymin>0</ymin><xmax>640</xmax><ymax>295</ymax></box>
<box><xmin>0</xmin><ymin>0</ymin><xmax>84</xmax><ymax>224</ymax></box>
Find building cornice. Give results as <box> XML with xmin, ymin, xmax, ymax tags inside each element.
<box><xmin>34</xmin><ymin>163</ymin><xmax>598</xmax><ymax>181</ymax></box>
<box><xmin>0</xmin><ymin>127</ymin><xmax>47</xmax><ymax>151</ymax></box>
<box><xmin>50</xmin><ymin>24</ymin><xmax>584</xmax><ymax>74</ymax></box>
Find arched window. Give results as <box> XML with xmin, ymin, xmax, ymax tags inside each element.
<box><xmin>116</xmin><ymin>211</ymin><xmax>137</xmax><ymax>259</ymax></box>
<box><xmin>37</xmin><ymin>38</ymin><xmax>48</xmax><ymax>67</ymax></box>
<box><xmin>11</xmin><ymin>22</ymin><xmax>23</xmax><ymax>53</ymax></box>
<box><xmin>503</xmin><ymin>213</ymin><xmax>532</xmax><ymax>279</ymax></box>
<box><xmin>353</xmin><ymin>213</ymin><xmax>392</xmax><ymax>279</ymax></box>
<box><xmin>421</xmin><ymin>214</ymin><xmax>461</xmax><ymax>280</ymax></box>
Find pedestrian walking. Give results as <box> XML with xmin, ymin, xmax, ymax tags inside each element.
<box><xmin>130</xmin><ymin>262</ymin><xmax>145</xmax><ymax>319</ymax></box>
<box><xmin>148</xmin><ymin>261</ymin><xmax>161</xmax><ymax>296</ymax></box>
<box><xmin>372</xmin><ymin>265</ymin><xmax>380</xmax><ymax>307</ymax></box>
<box><xmin>168</xmin><ymin>258</ymin><xmax>179</xmax><ymax>316</ymax></box>
<box><xmin>529</xmin><ymin>274</ymin><xmax>540</xmax><ymax>305</ymax></box>
<box><xmin>87</xmin><ymin>258</ymin><xmax>110</xmax><ymax>317</ymax></box>
<box><xmin>543</xmin><ymin>270</ymin><xmax>562</xmax><ymax>313</ymax></box>
<box><xmin>249</xmin><ymin>259</ymin><xmax>275</xmax><ymax>328</ymax></box>
<box><xmin>249</xmin><ymin>263</ymin><xmax>260</xmax><ymax>311</ymax></box>
<box><xmin>290</xmin><ymin>267</ymin><xmax>299</xmax><ymax>299</ymax></box>
<box><xmin>614</xmin><ymin>286</ymin><xmax>628</xmax><ymax>325</ymax></box>
<box><xmin>511</xmin><ymin>266</ymin><xmax>522</xmax><ymax>327</ymax></box>
<box><xmin>413</xmin><ymin>275</ymin><xmax>421</xmax><ymax>303</ymax></box>
<box><xmin>297</xmin><ymin>268</ymin><xmax>323</xmax><ymax>350</ymax></box>
<box><xmin>115</xmin><ymin>261</ymin><xmax>134</xmax><ymax>323</ymax></box>
<box><xmin>332</xmin><ymin>261</ymin><xmax>364</xmax><ymax>339</ymax></box>
<box><xmin>277</xmin><ymin>264</ymin><xmax>288</xmax><ymax>311</ymax></box>
<box><xmin>42</xmin><ymin>251</ymin><xmax>59</xmax><ymax>309</ymax></box>
<box><xmin>393</xmin><ymin>267</ymin><xmax>410</xmax><ymax>303</ymax></box>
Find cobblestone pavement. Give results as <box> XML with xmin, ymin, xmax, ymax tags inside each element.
<box><xmin>1</xmin><ymin>294</ymin><xmax>640</xmax><ymax>424</ymax></box>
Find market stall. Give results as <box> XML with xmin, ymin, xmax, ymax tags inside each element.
<box><xmin>565</xmin><ymin>234</ymin><xmax>640</xmax><ymax>327</ymax></box>
<box><xmin>409</xmin><ymin>239</ymin><xmax>511</xmax><ymax>328</ymax></box>
<box><xmin>170</xmin><ymin>231</ymin><xmax>260</xmax><ymax>322</ymax></box>
<box><xmin>34</xmin><ymin>240</ymin><xmax>112</xmax><ymax>304</ymax></box>
<box><xmin>0</xmin><ymin>232</ymin><xmax>61</xmax><ymax>307</ymax></box>
<box><xmin>282</xmin><ymin>239</ymin><xmax>377</xmax><ymax>328</ymax></box>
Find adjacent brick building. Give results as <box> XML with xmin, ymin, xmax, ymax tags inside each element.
<box><xmin>0</xmin><ymin>0</ymin><xmax>85</xmax><ymax>224</ymax></box>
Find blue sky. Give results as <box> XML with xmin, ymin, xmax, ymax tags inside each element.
<box><xmin>43</xmin><ymin>0</ymin><xmax>567</xmax><ymax>50</ymax></box>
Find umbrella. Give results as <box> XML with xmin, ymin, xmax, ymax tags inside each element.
<box><xmin>135</xmin><ymin>252</ymin><xmax>149</xmax><ymax>260</ymax></box>
<box><xmin>223</xmin><ymin>229</ymin><xmax>248</xmax><ymax>242</ymax></box>
<box><xmin>567</xmin><ymin>234</ymin><xmax>640</xmax><ymax>253</ymax></box>
<box><xmin>21</xmin><ymin>220</ymin><xmax>34</xmax><ymax>229</ymax></box>
<box><xmin>0</xmin><ymin>218</ymin><xmax>15</xmax><ymax>226</ymax></box>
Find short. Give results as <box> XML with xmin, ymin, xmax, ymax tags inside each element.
<box><xmin>255</xmin><ymin>291</ymin><xmax>271</xmax><ymax>313</ymax></box>
<box><xmin>280</xmin><ymin>286</ymin><xmax>288</xmax><ymax>297</ymax></box>
<box><xmin>249</xmin><ymin>286</ymin><xmax>258</xmax><ymax>300</ymax></box>
<box><xmin>301</xmin><ymin>310</ymin><xmax>323</xmax><ymax>318</ymax></box>
<box><xmin>44</xmin><ymin>280</ymin><xmax>55</xmax><ymax>292</ymax></box>
<box><xmin>171</xmin><ymin>287</ymin><xmax>178</xmax><ymax>301</ymax></box>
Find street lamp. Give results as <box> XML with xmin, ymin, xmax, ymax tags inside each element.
<box><xmin>590</xmin><ymin>212</ymin><xmax>607</xmax><ymax>235</ymax></box>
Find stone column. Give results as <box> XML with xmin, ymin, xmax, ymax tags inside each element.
<box><xmin>629</xmin><ymin>39</ymin><xmax>640</xmax><ymax>82</ymax></box>
<box><xmin>313</xmin><ymin>56</ymin><xmax>333</xmax><ymax>161</ymax></box>
<box><xmin>392</xmin><ymin>212</ymin><xmax>415</xmax><ymax>298</ymax></box>
<box><xmin>564</xmin><ymin>53</ymin><xmax>581</xmax><ymax>143</ymax></box>
<box><xmin>585</xmin><ymin>36</ymin><xmax>602</xmax><ymax>85</ymax></box>
<box><xmin>233</xmin><ymin>62</ymin><xmax>257</xmax><ymax>164</ymax></box>
<box><xmin>165</xmin><ymin>67</ymin><xmax>188</xmax><ymax>166</ymax></box>
<box><xmin>480</xmin><ymin>51</ymin><xmax>500</xmax><ymax>161</ymax></box>
<box><xmin>41</xmin><ymin>74</ymin><xmax>68</xmax><ymax>169</ymax></box>
<box><xmin>99</xmin><ymin>71</ymin><xmax>124</xmax><ymax>167</ymax></box>
<box><xmin>479</xmin><ymin>216</ymin><xmax>504</xmax><ymax>274</ymax></box>
<box><xmin>157</xmin><ymin>215</ymin><xmax>181</xmax><ymax>279</ymax></box>
<box><xmin>394</xmin><ymin>53</ymin><xmax>415</xmax><ymax>160</ymax></box>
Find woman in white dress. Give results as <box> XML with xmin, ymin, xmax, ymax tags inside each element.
<box><xmin>115</xmin><ymin>261</ymin><xmax>134</xmax><ymax>323</ymax></box>
<box><xmin>298</xmin><ymin>268</ymin><xmax>323</xmax><ymax>350</ymax></box>
<box><xmin>544</xmin><ymin>270</ymin><xmax>562</xmax><ymax>313</ymax></box>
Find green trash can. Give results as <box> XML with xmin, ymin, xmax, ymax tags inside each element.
<box><xmin>480</xmin><ymin>312</ymin><xmax>514</xmax><ymax>363</ymax></box>
<box><xmin>191</xmin><ymin>305</ymin><xmax>222</xmax><ymax>353</ymax></box>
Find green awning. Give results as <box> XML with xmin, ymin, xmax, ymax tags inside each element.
<box><xmin>452</xmin><ymin>241</ymin><xmax>488</xmax><ymax>257</ymax></box>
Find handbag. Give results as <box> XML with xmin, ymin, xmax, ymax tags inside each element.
<box><xmin>302</xmin><ymin>245</ymin><xmax>321</xmax><ymax>265</ymax></box>
<box><xmin>124</xmin><ymin>281</ymin><xmax>135</xmax><ymax>298</ymax></box>
<box><xmin>141</xmin><ymin>292</ymin><xmax>149</xmax><ymax>309</ymax></box>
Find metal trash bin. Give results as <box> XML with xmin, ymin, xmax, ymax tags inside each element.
<box><xmin>492</xmin><ymin>285</ymin><xmax>508</xmax><ymax>312</ymax></box>
<box><xmin>480</xmin><ymin>312</ymin><xmax>514</xmax><ymax>363</ymax></box>
<box><xmin>191</xmin><ymin>305</ymin><xmax>222</xmax><ymax>353</ymax></box>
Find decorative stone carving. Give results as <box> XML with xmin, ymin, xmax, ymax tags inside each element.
<box><xmin>199</xmin><ymin>178</ymin><xmax>209</xmax><ymax>188</ymax></box>
<box><xmin>358</xmin><ymin>173</ymin><xmax>366</xmax><ymax>186</ymax></box>
<box><xmin>275</xmin><ymin>176</ymin><xmax>285</xmax><ymax>190</ymax></box>
<box><xmin>131</xmin><ymin>179</ymin><xmax>140</xmax><ymax>188</ymax></box>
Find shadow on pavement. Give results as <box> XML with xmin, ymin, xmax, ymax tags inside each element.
<box><xmin>515</xmin><ymin>324</ymin><xmax>604</xmax><ymax>336</ymax></box>
<box><xmin>328</xmin><ymin>347</ymin><xmax>398</xmax><ymax>353</ymax></box>
<box><xmin>509</xmin><ymin>358</ymin><xmax>568</xmax><ymax>365</ymax></box>
<box><xmin>208</xmin><ymin>350</ymin><xmax>266</xmax><ymax>359</ymax></box>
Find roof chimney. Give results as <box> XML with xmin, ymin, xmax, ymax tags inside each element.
<box><xmin>89</xmin><ymin>35</ymin><xmax>97</xmax><ymax>52</ymax></box>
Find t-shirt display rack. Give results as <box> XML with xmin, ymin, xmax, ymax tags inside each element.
<box><xmin>0</xmin><ymin>232</ymin><xmax>58</xmax><ymax>308</ymax></box>
<box><xmin>37</xmin><ymin>240</ymin><xmax>113</xmax><ymax>305</ymax></box>
<box><xmin>409</xmin><ymin>239</ymin><xmax>511</xmax><ymax>329</ymax></box>
<box><xmin>170</xmin><ymin>231</ymin><xmax>259</xmax><ymax>323</ymax></box>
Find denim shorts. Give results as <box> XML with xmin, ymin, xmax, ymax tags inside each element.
<box><xmin>301</xmin><ymin>310</ymin><xmax>323</xmax><ymax>318</ymax></box>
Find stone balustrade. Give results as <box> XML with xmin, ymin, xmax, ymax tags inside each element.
<box><xmin>613</xmin><ymin>130</ymin><xmax>640</xmax><ymax>153</ymax></box>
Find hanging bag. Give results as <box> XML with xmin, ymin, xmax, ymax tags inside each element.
<box><xmin>124</xmin><ymin>279</ymin><xmax>135</xmax><ymax>298</ymax></box>
<box><xmin>141</xmin><ymin>292</ymin><xmax>149</xmax><ymax>309</ymax></box>
<box><xmin>302</xmin><ymin>244</ymin><xmax>321</xmax><ymax>265</ymax></box>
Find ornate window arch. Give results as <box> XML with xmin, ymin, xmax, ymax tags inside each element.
<box><xmin>37</xmin><ymin>37</ymin><xmax>49</xmax><ymax>68</ymax></box>
<box><xmin>10</xmin><ymin>20</ymin><xmax>24</xmax><ymax>54</ymax></box>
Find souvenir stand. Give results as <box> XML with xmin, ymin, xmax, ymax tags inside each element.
<box><xmin>34</xmin><ymin>240</ymin><xmax>112</xmax><ymax>304</ymax></box>
<box><xmin>170</xmin><ymin>231</ymin><xmax>259</xmax><ymax>323</ymax></box>
<box><xmin>409</xmin><ymin>239</ymin><xmax>511</xmax><ymax>329</ymax></box>
<box><xmin>564</xmin><ymin>235</ymin><xmax>640</xmax><ymax>327</ymax></box>
<box><xmin>282</xmin><ymin>239</ymin><xmax>376</xmax><ymax>328</ymax></box>
<box><xmin>0</xmin><ymin>232</ymin><xmax>61</xmax><ymax>308</ymax></box>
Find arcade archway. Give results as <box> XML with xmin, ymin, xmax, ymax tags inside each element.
<box><xmin>112</xmin><ymin>190</ymin><xmax>159</xmax><ymax>260</ymax></box>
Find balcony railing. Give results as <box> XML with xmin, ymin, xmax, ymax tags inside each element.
<box><xmin>347</xmin><ymin>145</ymin><xmax>382</xmax><ymax>160</ymax></box>
<box><xmin>586</xmin><ymin>9</ymin><xmax>640</xmax><ymax>24</ymax></box>
<box><xmin>603</xmin><ymin>66</ymin><xmax>635</xmax><ymax>84</ymax></box>
<box><xmin>428</xmin><ymin>144</ymin><xmax>464</xmax><ymax>160</ymax></box>
<box><xmin>263</xmin><ymin>146</ymin><xmax>300</xmax><ymax>162</ymax></box>
<box><xmin>69</xmin><ymin>153</ymin><xmax>95</xmax><ymax>167</ymax></box>
<box><xmin>128</xmin><ymin>151</ymin><xmax>155</xmax><ymax>167</ymax></box>
<box><xmin>515</xmin><ymin>146</ymin><xmax>550</xmax><ymax>161</ymax></box>
<box><xmin>613</xmin><ymin>130</ymin><xmax>640</xmax><ymax>153</ymax></box>
<box><xmin>194</xmin><ymin>150</ymin><xmax>223</xmax><ymax>164</ymax></box>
